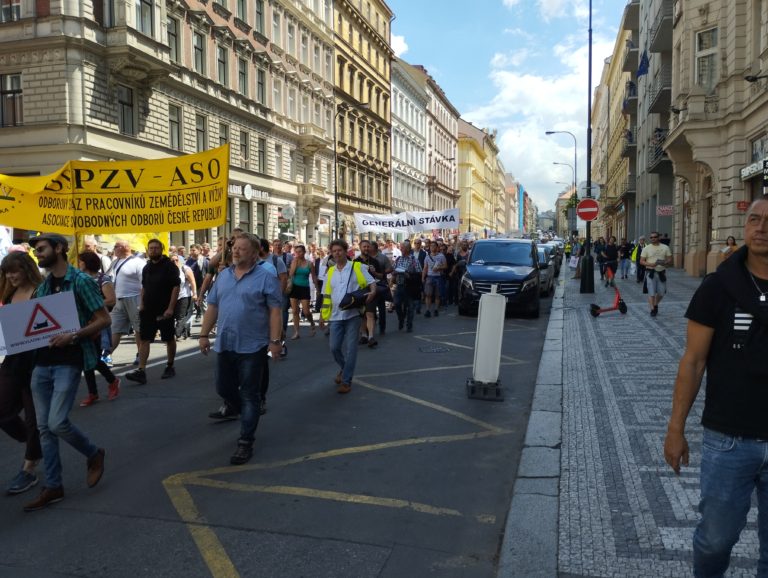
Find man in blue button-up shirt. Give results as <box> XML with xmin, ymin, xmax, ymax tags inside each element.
<box><xmin>198</xmin><ymin>233</ymin><xmax>283</xmax><ymax>465</ymax></box>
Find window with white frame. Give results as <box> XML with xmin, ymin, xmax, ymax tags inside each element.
<box><xmin>273</xmin><ymin>78</ymin><xmax>283</xmax><ymax>113</ymax></box>
<box><xmin>240</xmin><ymin>130</ymin><xmax>249</xmax><ymax>166</ymax></box>
<box><xmin>313</xmin><ymin>45</ymin><xmax>320</xmax><ymax>72</ymax></box>
<box><xmin>288</xmin><ymin>88</ymin><xmax>296</xmax><ymax>119</ymax></box>
<box><xmin>301</xmin><ymin>95</ymin><xmax>309</xmax><ymax>123</ymax></box>
<box><xmin>272</xmin><ymin>11</ymin><xmax>281</xmax><ymax>45</ymax></box>
<box><xmin>193</xmin><ymin>32</ymin><xmax>206</xmax><ymax>74</ymax></box>
<box><xmin>217</xmin><ymin>45</ymin><xmax>229</xmax><ymax>86</ymax></box>
<box><xmin>301</xmin><ymin>33</ymin><xmax>309</xmax><ymax>65</ymax></box>
<box><xmin>255</xmin><ymin>0</ymin><xmax>265</xmax><ymax>34</ymax></box>
<box><xmin>0</xmin><ymin>0</ymin><xmax>21</xmax><ymax>22</ymax></box>
<box><xmin>274</xmin><ymin>143</ymin><xmax>282</xmax><ymax>177</ymax></box>
<box><xmin>287</xmin><ymin>23</ymin><xmax>295</xmax><ymax>56</ymax></box>
<box><xmin>257</xmin><ymin>68</ymin><xmax>266</xmax><ymax>103</ymax></box>
<box><xmin>219</xmin><ymin>122</ymin><xmax>229</xmax><ymax>146</ymax></box>
<box><xmin>0</xmin><ymin>73</ymin><xmax>22</xmax><ymax>127</ymax></box>
<box><xmin>136</xmin><ymin>0</ymin><xmax>154</xmax><ymax>36</ymax></box>
<box><xmin>196</xmin><ymin>114</ymin><xmax>207</xmax><ymax>151</ymax></box>
<box><xmin>236</xmin><ymin>0</ymin><xmax>246</xmax><ymax>21</ymax></box>
<box><xmin>167</xmin><ymin>17</ymin><xmax>180</xmax><ymax>63</ymax></box>
<box><xmin>168</xmin><ymin>104</ymin><xmax>181</xmax><ymax>150</ymax></box>
<box><xmin>695</xmin><ymin>27</ymin><xmax>718</xmax><ymax>92</ymax></box>
<box><xmin>117</xmin><ymin>85</ymin><xmax>135</xmax><ymax>135</ymax></box>
<box><xmin>238</xmin><ymin>57</ymin><xmax>248</xmax><ymax>95</ymax></box>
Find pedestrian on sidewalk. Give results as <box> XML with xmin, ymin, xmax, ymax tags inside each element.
<box><xmin>199</xmin><ymin>233</ymin><xmax>283</xmax><ymax>465</ymax></box>
<box><xmin>601</xmin><ymin>236</ymin><xmax>619</xmax><ymax>287</ymax></box>
<box><xmin>25</xmin><ymin>233</ymin><xmax>109</xmax><ymax>511</ymax></box>
<box><xmin>633</xmin><ymin>236</ymin><xmax>647</xmax><ymax>283</ymax></box>
<box><xmin>0</xmin><ymin>251</ymin><xmax>42</xmax><ymax>495</ymax></box>
<box><xmin>640</xmin><ymin>232</ymin><xmax>672</xmax><ymax>317</ymax></box>
<box><xmin>319</xmin><ymin>239</ymin><xmax>375</xmax><ymax>394</ymax></box>
<box><xmin>664</xmin><ymin>198</ymin><xmax>768</xmax><ymax>577</ymax></box>
<box><xmin>618</xmin><ymin>238</ymin><xmax>633</xmax><ymax>279</ymax></box>
<box><xmin>125</xmin><ymin>239</ymin><xmax>180</xmax><ymax>385</ymax></box>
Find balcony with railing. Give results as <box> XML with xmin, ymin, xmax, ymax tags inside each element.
<box><xmin>621</xmin><ymin>127</ymin><xmax>637</xmax><ymax>158</ymax></box>
<box><xmin>647</xmin><ymin>129</ymin><xmax>672</xmax><ymax>173</ymax></box>
<box><xmin>620</xmin><ymin>173</ymin><xmax>636</xmax><ymax>197</ymax></box>
<box><xmin>649</xmin><ymin>0</ymin><xmax>673</xmax><ymax>53</ymax></box>
<box><xmin>622</xmin><ymin>0</ymin><xmax>639</xmax><ymax>32</ymax></box>
<box><xmin>298</xmin><ymin>123</ymin><xmax>332</xmax><ymax>155</ymax></box>
<box><xmin>622</xmin><ymin>80</ymin><xmax>638</xmax><ymax>115</ymax></box>
<box><xmin>648</xmin><ymin>64</ymin><xmax>672</xmax><ymax>113</ymax></box>
<box><xmin>622</xmin><ymin>41</ymin><xmax>638</xmax><ymax>73</ymax></box>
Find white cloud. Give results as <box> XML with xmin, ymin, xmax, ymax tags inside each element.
<box><xmin>490</xmin><ymin>49</ymin><xmax>530</xmax><ymax>69</ymax></box>
<box><xmin>538</xmin><ymin>0</ymin><xmax>589</xmax><ymax>22</ymax></box>
<box><xmin>463</xmin><ymin>34</ymin><xmax>616</xmax><ymax>212</ymax></box>
<box><xmin>391</xmin><ymin>34</ymin><xmax>408</xmax><ymax>57</ymax></box>
<box><xmin>502</xmin><ymin>0</ymin><xmax>522</xmax><ymax>6</ymax></box>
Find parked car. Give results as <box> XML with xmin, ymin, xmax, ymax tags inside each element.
<box><xmin>541</xmin><ymin>242</ymin><xmax>562</xmax><ymax>276</ymax></box>
<box><xmin>458</xmin><ymin>239</ymin><xmax>540</xmax><ymax>318</ymax></box>
<box><xmin>537</xmin><ymin>247</ymin><xmax>555</xmax><ymax>296</ymax></box>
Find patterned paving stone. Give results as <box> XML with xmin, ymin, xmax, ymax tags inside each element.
<box><xmin>558</xmin><ymin>271</ymin><xmax>759</xmax><ymax>577</ymax></box>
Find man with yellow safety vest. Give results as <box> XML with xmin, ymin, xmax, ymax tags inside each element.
<box><xmin>319</xmin><ymin>239</ymin><xmax>376</xmax><ymax>394</ymax></box>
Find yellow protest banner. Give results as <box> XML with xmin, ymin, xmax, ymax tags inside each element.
<box><xmin>0</xmin><ymin>145</ymin><xmax>229</xmax><ymax>235</ymax></box>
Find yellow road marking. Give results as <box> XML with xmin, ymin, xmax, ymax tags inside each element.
<box><xmin>183</xmin><ymin>477</ymin><xmax>463</xmax><ymax>517</ymax></box>
<box><xmin>162</xmin><ymin>478</ymin><xmax>240</xmax><ymax>578</ymax></box>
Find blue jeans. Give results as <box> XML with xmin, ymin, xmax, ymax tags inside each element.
<box><xmin>31</xmin><ymin>365</ymin><xmax>98</xmax><ymax>489</ymax></box>
<box><xmin>329</xmin><ymin>316</ymin><xmax>362</xmax><ymax>385</ymax></box>
<box><xmin>694</xmin><ymin>428</ymin><xmax>768</xmax><ymax>577</ymax></box>
<box><xmin>215</xmin><ymin>348</ymin><xmax>268</xmax><ymax>445</ymax></box>
<box><xmin>619</xmin><ymin>258</ymin><xmax>631</xmax><ymax>277</ymax></box>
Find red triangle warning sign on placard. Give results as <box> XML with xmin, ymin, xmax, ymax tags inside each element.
<box><xmin>25</xmin><ymin>303</ymin><xmax>63</xmax><ymax>337</ymax></box>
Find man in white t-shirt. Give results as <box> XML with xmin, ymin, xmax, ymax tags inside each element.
<box><xmin>640</xmin><ymin>231</ymin><xmax>673</xmax><ymax>317</ymax></box>
<box><xmin>108</xmin><ymin>240</ymin><xmax>146</xmax><ymax>355</ymax></box>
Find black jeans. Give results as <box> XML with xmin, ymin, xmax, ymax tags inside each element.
<box><xmin>0</xmin><ymin>366</ymin><xmax>42</xmax><ymax>462</ymax></box>
<box><xmin>84</xmin><ymin>359</ymin><xmax>117</xmax><ymax>396</ymax></box>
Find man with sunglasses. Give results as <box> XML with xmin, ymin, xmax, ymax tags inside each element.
<box><xmin>640</xmin><ymin>232</ymin><xmax>672</xmax><ymax>317</ymax></box>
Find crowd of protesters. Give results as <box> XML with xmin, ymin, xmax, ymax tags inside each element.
<box><xmin>0</xmin><ymin>230</ymin><xmax>478</xmax><ymax>509</ymax></box>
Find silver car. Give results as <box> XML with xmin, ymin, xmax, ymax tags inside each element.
<box><xmin>537</xmin><ymin>247</ymin><xmax>555</xmax><ymax>296</ymax></box>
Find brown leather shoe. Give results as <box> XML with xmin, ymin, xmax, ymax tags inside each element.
<box><xmin>337</xmin><ymin>383</ymin><xmax>351</xmax><ymax>394</ymax></box>
<box><xmin>335</xmin><ymin>372</ymin><xmax>342</xmax><ymax>385</ymax></box>
<box><xmin>23</xmin><ymin>487</ymin><xmax>64</xmax><ymax>512</ymax></box>
<box><xmin>87</xmin><ymin>448</ymin><xmax>105</xmax><ymax>488</ymax></box>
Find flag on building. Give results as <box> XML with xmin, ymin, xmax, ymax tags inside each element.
<box><xmin>637</xmin><ymin>50</ymin><xmax>649</xmax><ymax>77</ymax></box>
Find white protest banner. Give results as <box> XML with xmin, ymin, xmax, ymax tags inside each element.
<box><xmin>0</xmin><ymin>291</ymin><xmax>80</xmax><ymax>355</ymax></box>
<box><xmin>353</xmin><ymin>208</ymin><xmax>460</xmax><ymax>235</ymax></box>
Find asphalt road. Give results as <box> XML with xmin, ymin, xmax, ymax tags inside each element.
<box><xmin>0</xmin><ymin>290</ymin><xmax>554</xmax><ymax>578</ymax></box>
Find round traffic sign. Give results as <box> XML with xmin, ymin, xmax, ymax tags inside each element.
<box><xmin>576</xmin><ymin>198</ymin><xmax>600</xmax><ymax>221</ymax></box>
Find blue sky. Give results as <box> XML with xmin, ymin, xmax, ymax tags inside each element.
<box><xmin>388</xmin><ymin>0</ymin><xmax>628</xmax><ymax>212</ymax></box>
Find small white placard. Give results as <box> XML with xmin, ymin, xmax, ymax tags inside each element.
<box><xmin>0</xmin><ymin>292</ymin><xmax>80</xmax><ymax>355</ymax></box>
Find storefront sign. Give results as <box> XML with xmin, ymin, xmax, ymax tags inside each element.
<box><xmin>0</xmin><ymin>146</ymin><xmax>230</xmax><ymax>234</ymax></box>
<box><xmin>737</xmin><ymin>201</ymin><xmax>751</xmax><ymax>211</ymax></box>
<box><xmin>656</xmin><ymin>205</ymin><xmax>674</xmax><ymax>216</ymax></box>
<box><xmin>229</xmin><ymin>182</ymin><xmax>270</xmax><ymax>201</ymax></box>
<box><xmin>741</xmin><ymin>159</ymin><xmax>766</xmax><ymax>181</ymax></box>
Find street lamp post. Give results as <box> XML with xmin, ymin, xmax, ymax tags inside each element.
<box><xmin>545</xmin><ymin>130</ymin><xmax>577</xmax><ymax>203</ymax></box>
<box><xmin>333</xmin><ymin>100</ymin><xmax>370</xmax><ymax>240</ymax></box>
<box><xmin>582</xmin><ymin>0</ymin><xmax>594</xmax><ymax>293</ymax></box>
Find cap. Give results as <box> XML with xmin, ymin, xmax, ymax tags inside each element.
<box><xmin>28</xmin><ymin>233</ymin><xmax>69</xmax><ymax>253</ymax></box>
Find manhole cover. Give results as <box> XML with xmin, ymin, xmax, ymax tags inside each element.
<box><xmin>418</xmin><ymin>345</ymin><xmax>451</xmax><ymax>353</ymax></box>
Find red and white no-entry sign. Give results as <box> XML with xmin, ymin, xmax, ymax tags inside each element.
<box><xmin>576</xmin><ymin>198</ymin><xmax>600</xmax><ymax>221</ymax></box>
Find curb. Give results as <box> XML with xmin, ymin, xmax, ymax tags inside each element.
<box><xmin>496</xmin><ymin>273</ymin><xmax>565</xmax><ymax>578</ymax></box>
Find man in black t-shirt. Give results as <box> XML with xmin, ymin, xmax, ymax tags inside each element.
<box><xmin>600</xmin><ymin>236</ymin><xmax>619</xmax><ymax>286</ymax></box>
<box><xmin>125</xmin><ymin>239</ymin><xmax>180</xmax><ymax>385</ymax></box>
<box><xmin>664</xmin><ymin>198</ymin><xmax>768</xmax><ymax>575</ymax></box>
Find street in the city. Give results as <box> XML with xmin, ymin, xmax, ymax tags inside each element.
<box><xmin>498</xmin><ymin>266</ymin><xmax>761</xmax><ymax>578</ymax></box>
<box><xmin>0</xmin><ymin>294</ymin><xmax>552</xmax><ymax>578</ymax></box>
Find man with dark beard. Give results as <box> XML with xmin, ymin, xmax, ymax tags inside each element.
<box><xmin>125</xmin><ymin>239</ymin><xmax>180</xmax><ymax>385</ymax></box>
<box><xmin>24</xmin><ymin>234</ymin><xmax>111</xmax><ymax>511</ymax></box>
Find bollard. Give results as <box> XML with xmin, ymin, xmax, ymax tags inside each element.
<box><xmin>466</xmin><ymin>284</ymin><xmax>505</xmax><ymax>400</ymax></box>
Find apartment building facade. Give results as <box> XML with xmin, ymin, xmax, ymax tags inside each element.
<box><xmin>0</xmin><ymin>0</ymin><xmax>337</xmax><ymax>246</ymax></box>
<box><xmin>390</xmin><ymin>57</ymin><xmax>427</xmax><ymax>215</ymax></box>
<box><xmin>665</xmin><ymin>0</ymin><xmax>768</xmax><ymax>275</ymax></box>
<box><xmin>332</xmin><ymin>0</ymin><xmax>393</xmax><ymax>240</ymax></box>
<box><xmin>457</xmin><ymin>119</ymin><xmax>500</xmax><ymax>236</ymax></box>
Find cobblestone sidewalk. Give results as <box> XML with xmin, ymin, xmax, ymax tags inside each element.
<box><xmin>558</xmin><ymin>267</ymin><xmax>759</xmax><ymax>577</ymax></box>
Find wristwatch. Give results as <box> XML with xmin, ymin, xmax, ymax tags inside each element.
<box><xmin>270</xmin><ymin>339</ymin><xmax>281</xmax><ymax>345</ymax></box>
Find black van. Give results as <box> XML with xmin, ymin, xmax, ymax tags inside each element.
<box><xmin>458</xmin><ymin>239</ymin><xmax>541</xmax><ymax>317</ymax></box>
